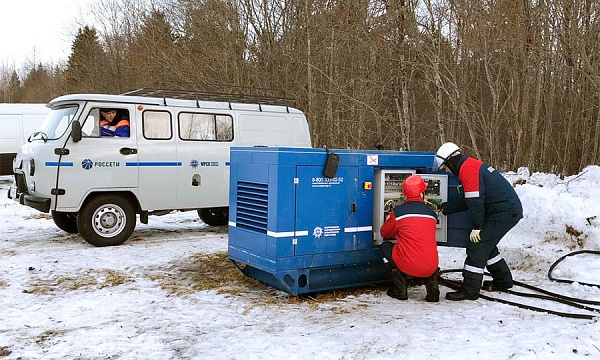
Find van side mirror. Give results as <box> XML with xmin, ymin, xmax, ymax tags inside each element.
<box><xmin>71</xmin><ymin>120</ymin><xmax>82</xmax><ymax>142</ymax></box>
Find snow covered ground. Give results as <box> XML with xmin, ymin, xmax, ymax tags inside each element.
<box><xmin>1</xmin><ymin>167</ymin><xmax>599</xmax><ymax>359</ymax></box>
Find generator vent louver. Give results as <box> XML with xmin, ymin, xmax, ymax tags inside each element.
<box><xmin>236</xmin><ymin>181</ymin><xmax>269</xmax><ymax>233</ymax></box>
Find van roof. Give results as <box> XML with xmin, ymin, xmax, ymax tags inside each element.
<box><xmin>48</xmin><ymin>91</ymin><xmax>304</xmax><ymax>114</ymax></box>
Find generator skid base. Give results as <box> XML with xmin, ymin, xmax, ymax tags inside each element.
<box><xmin>228</xmin><ymin>147</ymin><xmax>470</xmax><ymax>295</ymax></box>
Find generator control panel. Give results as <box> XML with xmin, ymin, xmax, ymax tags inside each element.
<box><xmin>373</xmin><ymin>170</ymin><xmax>448</xmax><ymax>244</ymax></box>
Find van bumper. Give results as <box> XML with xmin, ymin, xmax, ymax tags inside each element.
<box><xmin>8</xmin><ymin>178</ymin><xmax>51</xmax><ymax>214</ymax></box>
<box><xmin>22</xmin><ymin>194</ymin><xmax>51</xmax><ymax>213</ymax></box>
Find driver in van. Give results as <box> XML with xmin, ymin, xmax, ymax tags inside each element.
<box><xmin>100</xmin><ymin>108</ymin><xmax>130</xmax><ymax>137</ymax></box>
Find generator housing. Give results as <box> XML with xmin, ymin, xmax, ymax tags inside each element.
<box><xmin>228</xmin><ymin>147</ymin><xmax>471</xmax><ymax>295</ymax></box>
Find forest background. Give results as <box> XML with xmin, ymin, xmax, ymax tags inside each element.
<box><xmin>1</xmin><ymin>0</ymin><xmax>599</xmax><ymax>176</ymax></box>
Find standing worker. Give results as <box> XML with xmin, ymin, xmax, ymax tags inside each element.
<box><xmin>434</xmin><ymin>142</ymin><xmax>523</xmax><ymax>301</ymax></box>
<box><xmin>380</xmin><ymin>175</ymin><xmax>440</xmax><ymax>302</ymax></box>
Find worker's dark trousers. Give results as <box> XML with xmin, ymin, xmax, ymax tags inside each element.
<box><xmin>380</xmin><ymin>241</ymin><xmax>398</xmax><ymax>271</ymax></box>
<box><xmin>380</xmin><ymin>241</ymin><xmax>436</xmax><ymax>280</ymax></box>
<box><xmin>461</xmin><ymin>219</ymin><xmax>520</xmax><ymax>297</ymax></box>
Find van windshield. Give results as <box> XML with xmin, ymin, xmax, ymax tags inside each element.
<box><xmin>32</xmin><ymin>105</ymin><xmax>79</xmax><ymax>141</ymax></box>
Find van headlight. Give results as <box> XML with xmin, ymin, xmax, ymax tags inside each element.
<box><xmin>28</xmin><ymin>181</ymin><xmax>35</xmax><ymax>192</ymax></box>
<box><xmin>28</xmin><ymin>159</ymin><xmax>35</xmax><ymax>176</ymax></box>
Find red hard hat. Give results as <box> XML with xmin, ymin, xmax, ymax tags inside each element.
<box><xmin>403</xmin><ymin>175</ymin><xmax>428</xmax><ymax>198</ymax></box>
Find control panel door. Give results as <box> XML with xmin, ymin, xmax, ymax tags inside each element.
<box><xmin>418</xmin><ymin>174</ymin><xmax>448</xmax><ymax>243</ymax></box>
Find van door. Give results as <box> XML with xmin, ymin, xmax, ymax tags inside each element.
<box><xmin>134</xmin><ymin>107</ymin><xmax>179</xmax><ymax>211</ymax></box>
<box><xmin>54</xmin><ymin>104</ymin><xmax>138</xmax><ymax>211</ymax></box>
<box><xmin>175</xmin><ymin>111</ymin><xmax>233</xmax><ymax>209</ymax></box>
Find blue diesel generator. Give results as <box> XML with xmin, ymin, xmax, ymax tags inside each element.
<box><xmin>228</xmin><ymin>147</ymin><xmax>471</xmax><ymax>295</ymax></box>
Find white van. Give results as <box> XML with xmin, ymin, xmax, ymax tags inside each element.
<box><xmin>9</xmin><ymin>90</ymin><xmax>312</xmax><ymax>246</ymax></box>
<box><xmin>0</xmin><ymin>103</ymin><xmax>49</xmax><ymax>175</ymax></box>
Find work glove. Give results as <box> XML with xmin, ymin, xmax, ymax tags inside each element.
<box><xmin>425</xmin><ymin>199</ymin><xmax>442</xmax><ymax>211</ymax></box>
<box><xmin>385</xmin><ymin>199</ymin><xmax>395</xmax><ymax>212</ymax></box>
<box><xmin>469</xmin><ymin>229</ymin><xmax>481</xmax><ymax>243</ymax></box>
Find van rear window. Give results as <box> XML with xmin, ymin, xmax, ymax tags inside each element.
<box><xmin>179</xmin><ymin>112</ymin><xmax>233</xmax><ymax>141</ymax></box>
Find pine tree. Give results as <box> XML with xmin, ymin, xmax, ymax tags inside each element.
<box><xmin>21</xmin><ymin>64</ymin><xmax>53</xmax><ymax>103</ymax></box>
<box><xmin>65</xmin><ymin>26</ymin><xmax>107</xmax><ymax>93</ymax></box>
<box><xmin>6</xmin><ymin>71</ymin><xmax>22</xmax><ymax>102</ymax></box>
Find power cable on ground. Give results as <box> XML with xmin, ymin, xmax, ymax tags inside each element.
<box><xmin>439</xmin><ymin>250</ymin><xmax>600</xmax><ymax>320</ymax></box>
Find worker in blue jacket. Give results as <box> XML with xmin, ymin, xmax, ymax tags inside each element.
<box><xmin>434</xmin><ymin>142</ymin><xmax>523</xmax><ymax>301</ymax></box>
<box><xmin>100</xmin><ymin>108</ymin><xmax>130</xmax><ymax>137</ymax></box>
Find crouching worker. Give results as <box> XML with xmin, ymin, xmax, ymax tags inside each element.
<box><xmin>379</xmin><ymin>175</ymin><xmax>440</xmax><ymax>302</ymax></box>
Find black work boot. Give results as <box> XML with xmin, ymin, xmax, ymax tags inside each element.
<box><xmin>482</xmin><ymin>280</ymin><xmax>513</xmax><ymax>292</ymax></box>
<box><xmin>445</xmin><ymin>289</ymin><xmax>479</xmax><ymax>301</ymax></box>
<box><xmin>424</xmin><ymin>268</ymin><xmax>440</xmax><ymax>302</ymax></box>
<box><xmin>387</xmin><ymin>270</ymin><xmax>408</xmax><ymax>300</ymax></box>
<box><xmin>486</xmin><ymin>258</ymin><xmax>514</xmax><ymax>290</ymax></box>
<box><xmin>446</xmin><ymin>270</ymin><xmax>482</xmax><ymax>301</ymax></box>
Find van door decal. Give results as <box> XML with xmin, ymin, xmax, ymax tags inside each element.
<box><xmin>45</xmin><ymin>162</ymin><xmax>74</xmax><ymax>167</ymax></box>
<box><xmin>125</xmin><ymin>162</ymin><xmax>182</xmax><ymax>167</ymax></box>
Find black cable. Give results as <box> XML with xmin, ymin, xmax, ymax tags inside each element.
<box><xmin>548</xmin><ymin>250</ymin><xmax>600</xmax><ymax>288</ymax></box>
<box><xmin>515</xmin><ymin>279</ymin><xmax>600</xmax><ymax>306</ymax></box>
<box><xmin>442</xmin><ymin>276</ymin><xmax>597</xmax><ymax>320</ymax></box>
<box><xmin>439</xmin><ymin>269</ymin><xmax>600</xmax><ymax>320</ymax></box>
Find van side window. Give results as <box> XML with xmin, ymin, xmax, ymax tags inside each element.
<box><xmin>82</xmin><ymin>108</ymin><xmax>130</xmax><ymax>138</ymax></box>
<box><xmin>179</xmin><ymin>112</ymin><xmax>233</xmax><ymax>141</ymax></box>
<box><xmin>143</xmin><ymin>110</ymin><xmax>172</xmax><ymax>140</ymax></box>
<box><xmin>82</xmin><ymin>108</ymin><xmax>100</xmax><ymax>137</ymax></box>
<box><xmin>101</xmin><ymin>108</ymin><xmax>130</xmax><ymax>137</ymax></box>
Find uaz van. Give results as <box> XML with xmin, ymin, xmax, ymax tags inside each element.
<box><xmin>8</xmin><ymin>90</ymin><xmax>312</xmax><ymax>246</ymax></box>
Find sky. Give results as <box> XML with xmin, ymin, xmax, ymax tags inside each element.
<box><xmin>0</xmin><ymin>166</ymin><xmax>599</xmax><ymax>358</ymax></box>
<box><xmin>0</xmin><ymin>0</ymin><xmax>93</xmax><ymax>67</ymax></box>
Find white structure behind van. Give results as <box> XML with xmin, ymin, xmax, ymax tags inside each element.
<box><xmin>0</xmin><ymin>104</ymin><xmax>49</xmax><ymax>175</ymax></box>
<box><xmin>8</xmin><ymin>90</ymin><xmax>311</xmax><ymax>247</ymax></box>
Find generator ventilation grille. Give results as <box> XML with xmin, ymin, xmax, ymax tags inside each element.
<box><xmin>235</xmin><ymin>181</ymin><xmax>268</xmax><ymax>233</ymax></box>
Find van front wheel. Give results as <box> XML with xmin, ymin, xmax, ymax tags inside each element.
<box><xmin>198</xmin><ymin>207</ymin><xmax>228</xmax><ymax>226</ymax></box>
<box><xmin>51</xmin><ymin>211</ymin><xmax>79</xmax><ymax>233</ymax></box>
<box><xmin>77</xmin><ymin>195</ymin><xmax>136</xmax><ymax>247</ymax></box>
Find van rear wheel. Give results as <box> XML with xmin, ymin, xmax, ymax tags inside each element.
<box><xmin>77</xmin><ymin>194</ymin><xmax>136</xmax><ymax>247</ymax></box>
<box><xmin>51</xmin><ymin>211</ymin><xmax>79</xmax><ymax>233</ymax></box>
<box><xmin>198</xmin><ymin>207</ymin><xmax>228</xmax><ymax>226</ymax></box>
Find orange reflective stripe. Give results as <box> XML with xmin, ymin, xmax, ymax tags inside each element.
<box><xmin>114</xmin><ymin>119</ymin><xmax>130</xmax><ymax>128</ymax></box>
<box><xmin>101</xmin><ymin>119</ymin><xmax>129</xmax><ymax>128</ymax></box>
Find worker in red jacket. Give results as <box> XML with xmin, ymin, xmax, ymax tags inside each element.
<box><xmin>434</xmin><ymin>142</ymin><xmax>523</xmax><ymax>301</ymax></box>
<box><xmin>379</xmin><ymin>175</ymin><xmax>440</xmax><ymax>302</ymax></box>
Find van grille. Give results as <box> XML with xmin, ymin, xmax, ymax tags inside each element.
<box><xmin>235</xmin><ymin>181</ymin><xmax>268</xmax><ymax>233</ymax></box>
